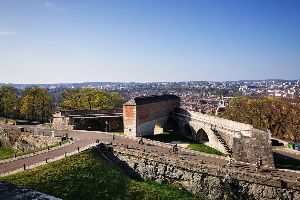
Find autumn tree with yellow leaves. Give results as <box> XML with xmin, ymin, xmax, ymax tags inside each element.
<box><xmin>223</xmin><ymin>97</ymin><xmax>300</xmax><ymax>142</ymax></box>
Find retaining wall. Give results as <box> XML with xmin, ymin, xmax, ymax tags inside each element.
<box><xmin>100</xmin><ymin>145</ymin><xmax>300</xmax><ymax>200</ymax></box>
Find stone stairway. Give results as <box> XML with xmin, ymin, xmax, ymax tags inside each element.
<box><xmin>211</xmin><ymin>128</ymin><xmax>232</xmax><ymax>154</ymax></box>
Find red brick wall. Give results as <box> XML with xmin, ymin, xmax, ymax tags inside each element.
<box><xmin>124</xmin><ymin>105</ymin><xmax>136</xmax><ymax>125</ymax></box>
<box><xmin>136</xmin><ymin>99</ymin><xmax>179</xmax><ymax>125</ymax></box>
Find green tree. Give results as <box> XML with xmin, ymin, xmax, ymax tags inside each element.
<box><xmin>20</xmin><ymin>87</ymin><xmax>53</xmax><ymax>122</ymax></box>
<box><xmin>0</xmin><ymin>86</ymin><xmax>21</xmax><ymax>118</ymax></box>
<box><xmin>82</xmin><ymin>87</ymin><xmax>98</xmax><ymax>110</ymax></box>
<box><xmin>57</xmin><ymin>88</ymin><xmax>124</xmax><ymax>110</ymax></box>
<box><xmin>58</xmin><ymin>88</ymin><xmax>85</xmax><ymax>110</ymax></box>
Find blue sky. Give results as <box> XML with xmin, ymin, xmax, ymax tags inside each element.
<box><xmin>0</xmin><ymin>0</ymin><xmax>299</xmax><ymax>84</ymax></box>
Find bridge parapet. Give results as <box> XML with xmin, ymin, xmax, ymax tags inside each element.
<box><xmin>174</xmin><ymin>111</ymin><xmax>250</xmax><ymax>138</ymax></box>
<box><xmin>174</xmin><ymin>108</ymin><xmax>253</xmax><ymax>137</ymax></box>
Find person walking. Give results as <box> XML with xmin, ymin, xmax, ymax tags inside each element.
<box><xmin>227</xmin><ymin>154</ymin><xmax>232</xmax><ymax>166</ymax></box>
<box><xmin>255</xmin><ymin>161</ymin><xmax>260</xmax><ymax>172</ymax></box>
<box><xmin>258</xmin><ymin>157</ymin><xmax>262</xmax><ymax>167</ymax></box>
<box><xmin>139</xmin><ymin>135</ymin><xmax>144</xmax><ymax>145</ymax></box>
<box><xmin>173</xmin><ymin>144</ymin><xmax>178</xmax><ymax>153</ymax></box>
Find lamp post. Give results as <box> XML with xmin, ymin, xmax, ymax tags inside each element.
<box><xmin>62</xmin><ymin>117</ymin><xmax>64</xmax><ymax>137</ymax></box>
<box><xmin>105</xmin><ymin>120</ymin><xmax>108</xmax><ymax>144</ymax></box>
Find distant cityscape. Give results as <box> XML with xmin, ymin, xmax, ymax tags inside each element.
<box><xmin>1</xmin><ymin>79</ymin><xmax>299</xmax><ymax>115</ymax></box>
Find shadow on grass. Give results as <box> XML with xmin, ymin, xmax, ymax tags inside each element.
<box><xmin>144</xmin><ymin>131</ymin><xmax>196</xmax><ymax>143</ymax></box>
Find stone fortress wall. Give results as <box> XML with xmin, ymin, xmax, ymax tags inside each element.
<box><xmin>100</xmin><ymin>145</ymin><xmax>300</xmax><ymax>200</ymax></box>
<box><xmin>52</xmin><ymin>109</ymin><xmax>123</xmax><ymax>131</ymax></box>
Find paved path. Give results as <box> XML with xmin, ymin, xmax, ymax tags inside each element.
<box><xmin>1</xmin><ymin>126</ymin><xmax>300</xmax><ymax>183</ymax></box>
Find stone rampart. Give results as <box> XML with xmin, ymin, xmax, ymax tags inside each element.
<box><xmin>101</xmin><ymin>145</ymin><xmax>300</xmax><ymax>200</ymax></box>
<box><xmin>232</xmin><ymin>128</ymin><xmax>274</xmax><ymax>166</ymax></box>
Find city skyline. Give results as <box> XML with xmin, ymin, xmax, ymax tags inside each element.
<box><xmin>1</xmin><ymin>0</ymin><xmax>299</xmax><ymax>84</ymax></box>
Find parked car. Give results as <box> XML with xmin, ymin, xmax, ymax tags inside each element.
<box><xmin>288</xmin><ymin>142</ymin><xmax>300</xmax><ymax>151</ymax></box>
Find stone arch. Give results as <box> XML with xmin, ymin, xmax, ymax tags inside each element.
<box><xmin>166</xmin><ymin>117</ymin><xmax>179</xmax><ymax>133</ymax></box>
<box><xmin>154</xmin><ymin>121</ymin><xmax>163</xmax><ymax>135</ymax></box>
<box><xmin>183</xmin><ymin>123</ymin><xmax>193</xmax><ymax>138</ymax></box>
<box><xmin>196</xmin><ymin>128</ymin><xmax>209</xmax><ymax>144</ymax></box>
<box><xmin>81</xmin><ymin>119</ymin><xmax>102</xmax><ymax>131</ymax></box>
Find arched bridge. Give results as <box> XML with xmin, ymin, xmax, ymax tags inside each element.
<box><xmin>169</xmin><ymin>107</ymin><xmax>274</xmax><ymax>166</ymax></box>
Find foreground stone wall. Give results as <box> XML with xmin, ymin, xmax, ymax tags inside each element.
<box><xmin>0</xmin><ymin>180</ymin><xmax>61</xmax><ymax>200</ymax></box>
<box><xmin>101</xmin><ymin>146</ymin><xmax>300</xmax><ymax>200</ymax></box>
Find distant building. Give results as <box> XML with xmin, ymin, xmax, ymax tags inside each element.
<box><xmin>215</xmin><ymin>97</ymin><xmax>226</xmax><ymax>115</ymax></box>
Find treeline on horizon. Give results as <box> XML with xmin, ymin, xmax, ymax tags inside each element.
<box><xmin>0</xmin><ymin>86</ymin><xmax>125</xmax><ymax>123</ymax></box>
<box><xmin>222</xmin><ymin>96</ymin><xmax>300</xmax><ymax>143</ymax></box>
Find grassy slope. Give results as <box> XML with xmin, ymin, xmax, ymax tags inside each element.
<box><xmin>1</xmin><ymin>147</ymin><xmax>204</xmax><ymax>200</ymax></box>
<box><xmin>0</xmin><ymin>147</ymin><xmax>14</xmax><ymax>158</ymax></box>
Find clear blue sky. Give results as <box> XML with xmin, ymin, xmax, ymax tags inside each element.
<box><xmin>1</xmin><ymin>0</ymin><xmax>299</xmax><ymax>84</ymax></box>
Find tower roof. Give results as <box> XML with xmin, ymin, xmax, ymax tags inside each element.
<box><xmin>124</xmin><ymin>94</ymin><xmax>180</xmax><ymax>106</ymax></box>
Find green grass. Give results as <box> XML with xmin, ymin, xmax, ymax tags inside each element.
<box><xmin>1</xmin><ymin>147</ymin><xmax>205</xmax><ymax>200</ymax></box>
<box><xmin>0</xmin><ymin>147</ymin><xmax>14</xmax><ymax>159</ymax></box>
<box><xmin>111</xmin><ymin>131</ymin><xmax>124</xmax><ymax>134</ymax></box>
<box><xmin>144</xmin><ymin>132</ymin><xmax>226</xmax><ymax>157</ymax></box>
<box><xmin>41</xmin><ymin>123</ymin><xmax>52</xmax><ymax>127</ymax></box>
<box><xmin>187</xmin><ymin>144</ymin><xmax>226</xmax><ymax>156</ymax></box>
<box><xmin>0</xmin><ymin>140</ymin><xmax>69</xmax><ymax>160</ymax></box>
